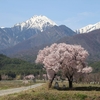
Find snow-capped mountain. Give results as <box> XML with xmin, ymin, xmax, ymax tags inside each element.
<box><xmin>0</xmin><ymin>15</ymin><xmax>76</xmax><ymax>51</ymax></box>
<box><xmin>0</xmin><ymin>15</ymin><xmax>57</xmax><ymax>50</ymax></box>
<box><xmin>14</xmin><ymin>15</ymin><xmax>57</xmax><ymax>32</ymax></box>
<box><xmin>76</xmin><ymin>22</ymin><xmax>100</xmax><ymax>34</ymax></box>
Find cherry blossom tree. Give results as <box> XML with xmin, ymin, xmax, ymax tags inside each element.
<box><xmin>35</xmin><ymin>43</ymin><xmax>93</xmax><ymax>88</ymax></box>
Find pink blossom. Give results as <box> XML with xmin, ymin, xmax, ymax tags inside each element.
<box><xmin>82</xmin><ymin>67</ymin><xmax>93</xmax><ymax>73</ymax></box>
<box><xmin>35</xmin><ymin>43</ymin><xmax>92</xmax><ymax>80</ymax></box>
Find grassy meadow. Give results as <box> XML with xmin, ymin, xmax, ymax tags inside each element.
<box><xmin>0</xmin><ymin>81</ymin><xmax>100</xmax><ymax>100</ymax></box>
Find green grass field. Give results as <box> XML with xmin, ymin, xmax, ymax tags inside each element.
<box><xmin>0</xmin><ymin>81</ymin><xmax>100</xmax><ymax>100</ymax></box>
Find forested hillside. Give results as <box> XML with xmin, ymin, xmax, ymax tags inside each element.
<box><xmin>89</xmin><ymin>61</ymin><xmax>100</xmax><ymax>73</ymax></box>
<box><xmin>0</xmin><ymin>54</ymin><xmax>43</xmax><ymax>79</ymax></box>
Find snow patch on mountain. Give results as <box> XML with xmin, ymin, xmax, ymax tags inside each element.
<box><xmin>14</xmin><ymin>15</ymin><xmax>57</xmax><ymax>32</ymax></box>
<box><xmin>76</xmin><ymin>22</ymin><xmax>100</xmax><ymax>34</ymax></box>
<box><xmin>0</xmin><ymin>27</ymin><xmax>5</xmax><ymax>28</ymax></box>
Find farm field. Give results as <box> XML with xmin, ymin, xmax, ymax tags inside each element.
<box><xmin>0</xmin><ymin>81</ymin><xmax>100</xmax><ymax>100</ymax></box>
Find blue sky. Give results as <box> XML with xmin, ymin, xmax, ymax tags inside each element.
<box><xmin>0</xmin><ymin>0</ymin><xmax>100</xmax><ymax>30</ymax></box>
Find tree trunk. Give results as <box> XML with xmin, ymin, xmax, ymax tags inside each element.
<box><xmin>68</xmin><ymin>80</ymin><xmax>73</xmax><ymax>89</ymax></box>
<box><xmin>0</xmin><ymin>74</ymin><xmax>1</xmax><ymax>81</ymax></box>
<box><xmin>68</xmin><ymin>76</ymin><xmax>73</xmax><ymax>89</ymax></box>
<box><xmin>48</xmin><ymin>74</ymin><xmax>56</xmax><ymax>89</ymax></box>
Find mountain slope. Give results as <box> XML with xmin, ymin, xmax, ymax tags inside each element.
<box><xmin>0</xmin><ymin>25</ymin><xmax>76</xmax><ymax>57</ymax></box>
<box><xmin>9</xmin><ymin>29</ymin><xmax>100</xmax><ymax>62</ymax></box>
<box><xmin>58</xmin><ymin>29</ymin><xmax>100</xmax><ymax>61</ymax></box>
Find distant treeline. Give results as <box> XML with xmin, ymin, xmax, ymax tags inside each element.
<box><xmin>0</xmin><ymin>54</ymin><xmax>45</xmax><ymax>79</ymax></box>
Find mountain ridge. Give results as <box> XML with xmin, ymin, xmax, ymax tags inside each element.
<box><xmin>76</xmin><ymin>22</ymin><xmax>100</xmax><ymax>33</ymax></box>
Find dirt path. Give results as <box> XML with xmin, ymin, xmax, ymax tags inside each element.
<box><xmin>0</xmin><ymin>83</ymin><xmax>44</xmax><ymax>96</ymax></box>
